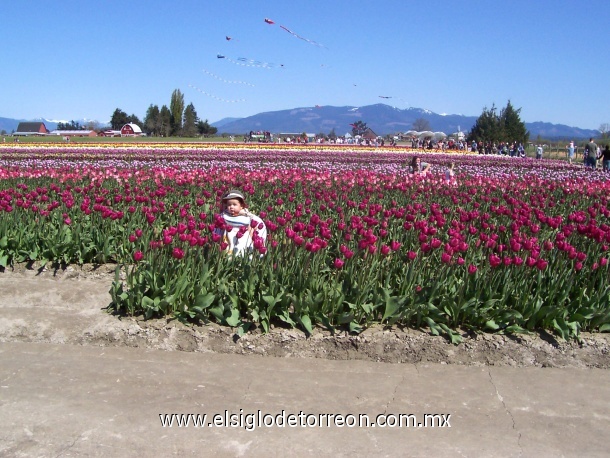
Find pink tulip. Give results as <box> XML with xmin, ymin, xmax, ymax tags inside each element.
<box><xmin>489</xmin><ymin>254</ymin><xmax>501</xmax><ymax>268</ymax></box>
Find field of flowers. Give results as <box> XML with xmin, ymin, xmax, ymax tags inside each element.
<box><xmin>1</xmin><ymin>143</ymin><xmax>609</xmax><ymax>342</ymax></box>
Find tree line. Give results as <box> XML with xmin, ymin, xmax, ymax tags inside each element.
<box><xmin>108</xmin><ymin>89</ymin><xmax>217</xmax><ymax>137</ymax></box>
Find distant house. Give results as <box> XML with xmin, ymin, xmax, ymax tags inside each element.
<box><xmin>361</xmin><ymin>127</ymin><xmax>378</xmax><ymax>140</ymax></box>
<box><xmin>14</xmin><ymin>122</ymin><xmax>49</xmax><ymax>136</ymax></box>
<box><xmin>120</xmin><ymin>123</ymin><xmax>144</xmax><ymax>137</ymax></box>
<box><xmin>49</xmin><ymin>130</ymin><xmax>97</xmax><ymax>137</ymax></box>
<box><xmin>99</xmin><ymin>130</ymin><xmax>121</xmax><ymax>137</ymax></box>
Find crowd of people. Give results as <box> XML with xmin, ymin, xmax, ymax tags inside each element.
<box><xmin>468</xmin><ymin>140</ymin><xmax>526</xmax><ymax>157</ymax></box>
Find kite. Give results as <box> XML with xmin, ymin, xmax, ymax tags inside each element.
<box><xmin>376</xmin><ymin>94</ymin><xmax>409</xmax><ymax>105</ymax></box>
<box><xmin>279</xmin><ymin>25</ymin><xmax>327</xmax><ymax>48</ymax></box>
<box><xmin>202</xmin><ymin>69</ymin><xmax>254</xmax><ymax>86</ymax></box>
<box><xmin>264</xmin><ymin>17</ymin><xmax>326</xmax><ymax>48</ymax></box>
<box><xmin>217</xmin><ymin>54</ymin><xmax>280</xmax><ymax>68</ymax></box>
<box><xmin>188</xmin><ymin>84</ymin><xmax>246</xmax><ymax>103</ymax></box>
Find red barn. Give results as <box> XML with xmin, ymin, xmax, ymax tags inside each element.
<box><xmin>120</xmin><ymin>123</ymin><xmax>143</xmax><ymax>137</ymax></box>
<box><xmin>14</xmin><ymin>122</ymin><xmax>49</xmax><ymax>136</ymax></box>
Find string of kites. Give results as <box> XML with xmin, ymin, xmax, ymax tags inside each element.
<box><xmin>188</xmin><ymin>84</ymin><xmax>246</xmax><ymax>104</ymax></box>
<box><xmin>191</xmin><ymin>18</ymin><xmax>327</xmax><ymax>103</ymax></box>
<box><xmin>193</xmin><ymin>18</ymin><xmax>406</xmax><ymax>105</ymax></box>
<box><xmin>219</xmin><ymin>18</ymin><xmax>325</xmax><ymax>68</ymax></box>
<box><xmin>225</xmin><ymin>18</ymin><xmax>326</xmax><ymax>49</ymax></box>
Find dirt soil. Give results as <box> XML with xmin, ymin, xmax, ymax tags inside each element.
<box><xmin>1</xmin><ymin>263</ymin><xmax>609</xmax><ymax>369</ymax></box>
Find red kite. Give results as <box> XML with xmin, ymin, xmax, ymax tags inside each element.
<box><xmin>264</xmin><ymin>18</ymin><xmax>275</xmax><ymax>24</ymax></box>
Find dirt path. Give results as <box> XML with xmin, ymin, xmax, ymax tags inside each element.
<box><xmin>1</xmin><ymin>264</ymin><xmax>609</xmax><ymax>368</ymax></box>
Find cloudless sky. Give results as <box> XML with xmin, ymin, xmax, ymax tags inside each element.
<box><xmin>2</xmin><ymin>0</ymin><xmax>608</xmax><ymax>129</ymax></box>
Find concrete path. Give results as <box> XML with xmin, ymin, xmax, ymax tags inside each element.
<box><xmin>1</xmin><ymin>341</ymin><xmax>608</xmax><ymax>457</ymax></box>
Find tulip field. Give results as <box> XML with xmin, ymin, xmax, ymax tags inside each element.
<box><xmin>1</xmin><ymin>143</ymin><xmax>609</xmax><ymax>343</ymax></box>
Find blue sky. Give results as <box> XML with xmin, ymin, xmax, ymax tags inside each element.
<box><xmin>2</xmin><ymin>0</ymin><xmax>608</xmax><ymax>130</ymax></box>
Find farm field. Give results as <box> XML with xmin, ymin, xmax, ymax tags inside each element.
<box><xmin>1</xmin><ymin>142</ymin><xmax>609</xmax><ymax>346</ymax></box>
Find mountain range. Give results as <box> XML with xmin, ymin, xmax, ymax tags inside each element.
<box><xmin>1</xmin><ymin>105</ymin><xmax>600</xmax><ymax>140</ymax></box>
<box><xmin>210</xmin><ymin>104</ymin><xmax>599</xmax><ymax>140</ymax></box>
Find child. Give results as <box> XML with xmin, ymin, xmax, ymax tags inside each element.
<box><xmin>215</xmin><ymin>190</ymin><xmax>267</xmax><ymax>257</ymax></box>
<box><xmin>445</xmin><ymin>162</ymin><xmax>457</xmax><ymax>185</ymax></box>
<box><xmin>409</xmin><ymin>156</ymin><xmax>431</xmax><ymax>175</ymax></box>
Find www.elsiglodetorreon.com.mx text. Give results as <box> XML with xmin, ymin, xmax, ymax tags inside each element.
<box><xmin>159</xmin><ymin>410</ymin><xmax>451</xmax><ymax>431</ymax></box>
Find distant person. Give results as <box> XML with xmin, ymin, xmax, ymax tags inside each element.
<box><xmin>567</xmin><ymin>141</ymin><xmax>575</xmax><ymax>164</ymax></box>
<box><xmin>586</xmin><ymin>138</ymin><xmax>598</xmax><ymax>169</ymax></box>
<box><xmin>536</xmin><ymin>145</ymin><xmax>543</xmax><ymax>159</ymax></box>
<box><xmin>602</xmin><ymin>145</ymin><xmax>610</xmax><ymax>172</ymax></box>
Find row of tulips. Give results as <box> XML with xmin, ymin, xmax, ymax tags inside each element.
<box><xmin>1</xmin><ymin>146</ymin><xmax>609</xmax><ymax>342</ymax></box>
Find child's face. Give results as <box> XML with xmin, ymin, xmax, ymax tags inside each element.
<box><xmin>224</xmin><ymin>198</ymin><xmax>244</xmax><ymax>216</ymax></box>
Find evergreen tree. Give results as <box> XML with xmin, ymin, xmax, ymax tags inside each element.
<box><xmin>197</xmin><ymin>119</ymin><xmax>217</xmax><ymax>136</ymax></box>
<box><xmin>467</xmin><ymin>105</ymin><xmax>499</xmax><ymax>144</ymax></box>
<box><xmin>467</xmin><ymin>101</ymin><xmax>528</xmax><ymax>145</ymax></box>
<box><xmin>182</xmin><ymin>103</ymin><xmax>198</xmax><ymax>137</ymax></box>
<box><xmin>159</xmin><ymin>105</ymin><xmax>172</xmax><ymax>137</ymax></box>
<box><xmin>500</xmin><ymin>100</ymin><xmax>529</xmax><ymax>144</ymax></box>
<box><xmin>57</xmin><ymin>121</ymin><xmax>80</xmax><ymax>130</ymax></box>
<box><xmin>126</xmin><ymin>114</ymin><xmax>142</xmax><ymax>127</ymax></box>
<box><xmin>144</xmin><ymin>104</ymin><xmax>160</xmax><ymax>136</ymax></box>
<box><xmin>110</xmin><ymin>108</ymin><xmax>129</xmax><ymax>130</ymax></box>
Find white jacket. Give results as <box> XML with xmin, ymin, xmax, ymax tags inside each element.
<box><xmin>215</xmin><ymin>210</ymin><xmax>267</xmax><ymax>256</ymax></box>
